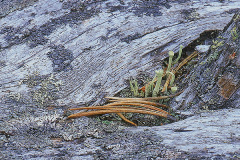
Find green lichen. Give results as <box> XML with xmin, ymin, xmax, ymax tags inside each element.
<box><xmin>211</xmin><ymin>40</ymin><xmax>224</xmax><ymax>50</ymax></box>
<box><xmin>188</xmin><ymin>11</ymin><xmax>200</xmax><ymax>20</ymax></box>
<box><xmin>205</xmin><ymin>39</ymin><xmax>224</xmax><ymax>63</ymax></box>
<box><xmin>173</xmin><ymin>45</ymin><xmax>183</xmax><ymax>65</ymax></box>
<box><xmin>233</xmin><ymin>14</ymin><xmax>240</xmax><ymax>22</ymax></box>
<box><xmin>166</xmin><ymin>71</ymin><xmax>175</xmax><ymax>86</ymax></box>
<box><xmin>145</xmin><ymin>81</ymin><xmax>154</xmax><ymax>98</ymax></box>
<box><xmin>231</xmin><ymin>27</ymin><xmax>239</xmax><ymax>41</ymax></box>
<box><xmin>129</xmin><ymin>45</ymin><xmax>185</xmax><ymax>97</ymax></box>
<box><xmin>152</xmin><ymin>70</ymin><xmax>163</xmax><ymax>97</ymax></box>
<box><xmin>21</xmin><ymin>72</ymin><xmax>62</xmax><ymax>106</ymax></box>
<box><xmin>32</xmin><ymin>74</ymin><xmax>62</xmax><ymax>105</ymax></box>
<box><xmin>8</xmin><ymin>92</ymin><xmax>21</xmax><ymax>102</ymax></box>
<box><xmin>167</xmin><ymin>51</ymin><xmax>174</xmax><ymax>72</ymax></box>
<box><xmin>20</xmin><ymin>71</ymin><xmax>42</xmax><ymax>88</ymax></box>
<box><xmin>171</xmin><ymin>87</ymin><xmax>178</xmax><ymax>94</ymax></box>
<box><xmin>130</xmin><ymin>79</ymin><xmax>140</xmax><ymax>97</ymax></box>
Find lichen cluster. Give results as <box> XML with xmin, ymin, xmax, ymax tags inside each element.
<box><xmin>21</xmin><ymin>72</ymin><xmax>62</xmax><ymax>105</ymax></box>
<box><xmin>231</xmin><ymin>27</ymin><xmax>239</xmax><ymax>41</ymax></box>
<box><xmin>130</xmin><ymin>45</ymin><xmax>183</xmax><ymax>98</ymax></box>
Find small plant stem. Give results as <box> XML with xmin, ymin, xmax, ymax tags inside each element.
<box><xmin>145</xmin><ymin>81</ymin><xmax>154</xmax><ymax>98</ymax></box>
<box><xmin>173</xmin><ymin>45</ymin><xmax>183</xmax><ymax>64</ymax></box>
<box><xmin>174</xmin><ymin>50</ymin><xmax>199</xmax><ymax>73</ymax></box>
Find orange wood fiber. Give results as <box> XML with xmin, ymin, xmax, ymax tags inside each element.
<box><xmin>68</xmin><ymin>108</ymin><xmax>168</xmax><ymax>119</ymax></box>
<box><xmin>69</xmin><ymin>105</ymin><xmax>168</xmax><ymax>115</ymax></box>
<box><xmin>68</xmin><ymin>91</ymin><xmax>183</xmax><ymax>125</ymax></box>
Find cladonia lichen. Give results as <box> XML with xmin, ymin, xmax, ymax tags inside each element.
<box><xmin>130</xmin><ymin>46</ymin><xmax>183</xmax><ymax>98</ymax></box>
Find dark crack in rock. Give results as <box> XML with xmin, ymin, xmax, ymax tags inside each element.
<box><xmin>172</xmin><ymin>14</ymin><xmax>240</xmax><ymax>111</ymax></box>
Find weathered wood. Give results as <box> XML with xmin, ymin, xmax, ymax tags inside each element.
<box><xmin>130</xmin><ymin>108</ymin><xmax>240</xmax><ymax>158</ymax></box>
<box><xmin>0</xmin><ymin>0</ymin><xmax>240</xmax><ymax>106</ymax></box>
<box><xmin>171</xmin><ymin>11</ymin><xmax>240</xmax><ymax>111</ymax></box>
<box><xmin>1</xmin><ymin>1</ymin><xmax>240</xmax><ymax>159</ymax></box>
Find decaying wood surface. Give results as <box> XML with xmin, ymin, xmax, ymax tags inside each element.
<box><xmin>0</xmin><ymin>0</ymin><xmax>240</xmax><ymax>106</ymax></box>
<box><xmin>171</xmin><ymin>11</ymin><xmax>240</xmax><ymax>111</ymax></box>
<box><xmin>1</xmin><ymin>1</ymin><xmax>240</xmax><ymax>159</ymax></box>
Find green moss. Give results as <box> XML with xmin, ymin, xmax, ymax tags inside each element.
<box><xmin>101</xmin><ymin>120</ymin><xmax>112</xmax><ymax>125</ymax></box>
<box><xmin>211</xmin><ymin>40</ymin><xmax>224</xmax><ymax>50</ymax></box>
